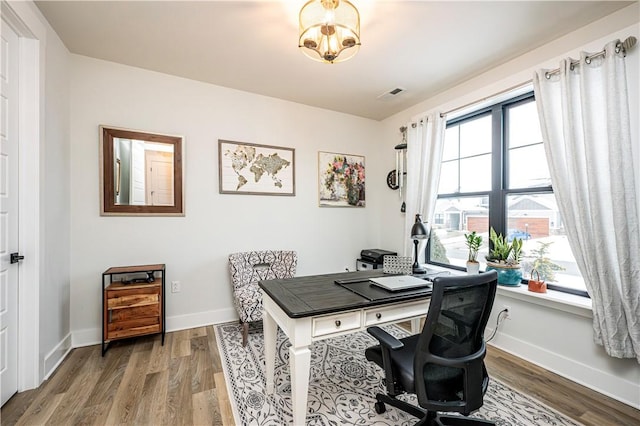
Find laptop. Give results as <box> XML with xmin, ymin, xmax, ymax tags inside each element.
<box><xmin>369</xmin><ymin>275</ymin><xmax>431</xmax><ymax>292</ymax></box>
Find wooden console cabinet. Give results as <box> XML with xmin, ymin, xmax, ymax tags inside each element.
<box><xmin>102</xmin><ymin>264</ymin><xmax>165</xmax><ymax>355</ymax></box>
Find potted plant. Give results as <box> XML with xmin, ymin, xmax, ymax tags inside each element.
<box><xmin>464</xmin><ymin>231</ymin><xmax>482</xmax><ymax>274</ymax></box>
<box><xmin>485</xmin><ymin>227</ymin><xmax>524</xmax><ymax>286</ymax></box>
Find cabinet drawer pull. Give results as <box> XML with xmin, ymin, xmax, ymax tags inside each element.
<box><xmin>335</xmin><ymin>320</ymin><xmax>341</xmax><ymax>327</ymax></box>
<box><xmin>376</xmin><ymin>313</ymin><xmax>382</xmax><ymax>320</ymax></box>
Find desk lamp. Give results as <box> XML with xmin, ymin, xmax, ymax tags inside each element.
<box><xmin>411</xmin><ymin>214</ymin><xmax>428</xmax><ymax>274</ymax></box>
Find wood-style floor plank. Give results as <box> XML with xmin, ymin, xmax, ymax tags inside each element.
<box><xmin>193</xmin><ymin>388</ymin><xmax>223</xmax><ymax>425</ymax></box>
<box><xmin>147</xmin><ymin>331</ymin><xmax>173</xmax><ymax>374</ymax></box>
<box><xmin>2</xmin><ymin>324</ymin><xmax>639</xmax><ymax>426</ymax></box>
<box><xmin>104</xmin><ymin>350</ymin><xmax>149</xmax><ymax>424</ymax></box>
<box><xmin>164</xmin><ymin>356</ymin><xmax>193</xmax><ymax>425</ymax></box>
<box><xmin>190</xmin><ymin>335</ymin><xmax>216</xmax><ymax>393</ymax></box>
<box><xmin>134</xmin><ymin>369</ymin><xmax>169</xmax><ymax>424</ymax></box>
<box><xmin>207</xmin><ymin>326</ymin><xmax>223</xmax><ymax>374</ymax></box>
<box><xmin>15</xmin><ymin>393</ymin><xmax>65</xmax><ymax>426</ymax></box>
<box><xmin>171</xmin><ymin>330</ymin><xmax>192</xmax><ymax>359</ymax></box>
<box><xmin>72</xmin><ymin>402</ymin><xmax>111</xmax><ymax>426</ymax></box>
<box><xmin>83</xmin><ymin>343</ymin><xmax>134</xmax><ymax>408</ymax></box>
<box><xmin>214</xmin><ymin>371</ymin><xmax>235</xmax><ymax>425</ymax></box>
<box><xmin>0</xmin><ymin>388</ymin><xmax>38</xmax><ymax>425</ymax></box>
<box><xmin>46</xmin><ymin>346</ymin><xmax>104</xmax><ymax>425</ymax></box>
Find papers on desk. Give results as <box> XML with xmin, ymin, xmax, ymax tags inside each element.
<box><xmin>369</xmin><ymin>275</ymin><xmax>430</xmax><ymax>291</ymax></box>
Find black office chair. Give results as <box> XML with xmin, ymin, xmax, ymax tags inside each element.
<box><xmin>365</xmin><ymin>271</ymin><xmax>498</xmax><ymax>425</ymax></box>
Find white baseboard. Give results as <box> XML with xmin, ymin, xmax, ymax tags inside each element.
<box><xmin>43</xmin><ymin>333</ymin><xmax>72</xmax><ymax>380</ymax></box>
<box><xmin>166</xmin><ymin>307</ymin><xmax>236</xmax><ymax>333</ymax></box>
<box><xmin>487</xmin><ymin>328</ymin><xmax>640</xmax><ymax>409</ymax></box>
<box><xmin>72</xmin><ymin>307</ymin><xmax>238</xmax><ymax>348</ymax></box>
<box><xmin>72</xmin><ymin>327</ymin><xmax>102</xmax><ymax>348</ymax></box>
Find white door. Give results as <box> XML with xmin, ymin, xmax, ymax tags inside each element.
<box><xmin>130</xmin><ymin>140</ymin><xmax>146</xmax><ymax>205</ymax></box>
<box><xmin>146</xmin><ymin>151</ymin><xmax>174</xmax><ymax>206</ymax></box>
<box><xmin>1</xmin><ymin>18</ymin><xmax>21</xmax><ymax>406</ymax></box>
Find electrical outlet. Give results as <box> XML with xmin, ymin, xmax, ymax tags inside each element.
<box><xmin>502</xmin><ymin>305</ymin><xmax>511</xmax><ymax>320</ymax></box>
<box><xmin>171</xmin><ymin>281</ymin><xmax>181</xmax><ymax>293</ymax></box>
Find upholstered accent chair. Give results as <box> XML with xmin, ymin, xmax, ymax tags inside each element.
<box><xmin>228</xmin><ymin>250</ymin><xmax>297</xmax><ymax>346</ymax></box>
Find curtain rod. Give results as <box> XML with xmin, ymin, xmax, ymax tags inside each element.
<box><xmin>544</xmin><ymin>36</ymin><xmax>636</xmax><ymax>79</ymax></box>
<box><xmin>438</xmin><ymin>81</ymin><xmax>533</xmax><ymax>118</ymax></box>
<box><xmin>437</xmin><ymin>36</ymin><xmax>637</xmax><ymax>118</ymax></box>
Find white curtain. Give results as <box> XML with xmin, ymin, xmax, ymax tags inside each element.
<box><xmin>403</xmin><ymin>113</ymin><xmax>446</xmax><ymax>258</ymax></box>
<box><xmin>533</xmin><ymin>40</ymin><xmax>640</xmax><ymax>361</ymax></box>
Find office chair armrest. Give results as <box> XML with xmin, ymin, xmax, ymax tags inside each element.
<box><xmin>367</xmin><ymin>326</ymin><xmax>404</xmax><ymax>350</ymax></box>
<box><xmin>425</xmin><ymin>343</ymin><xmax>486</xmax><ymax>368</ymax></box>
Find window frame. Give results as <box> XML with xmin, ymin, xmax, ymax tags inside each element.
<box><xmin>426</xmin><ymin>92</ymin><xmax>589</xmax><ymax>298</ymax></box>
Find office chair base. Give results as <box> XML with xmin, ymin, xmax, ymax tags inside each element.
<box><xmin>374</xmin><ymin>393</ymin><xmax>426</xmax><ymax>421</ymax></box>
<box><xmin>374</xmin><ymin>393</ymin><xmax>495</xmax><ymax>426</ymax></box>
<box><xmin>420</xmin><ymin>415</ymin><xmax>495</xmax><ymax>426</ymax></box>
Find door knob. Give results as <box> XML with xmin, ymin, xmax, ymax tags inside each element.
<box><xmin>10</xmin><ymin>253</ymin><xmax>24</xmax><ymax>264</ymax></box>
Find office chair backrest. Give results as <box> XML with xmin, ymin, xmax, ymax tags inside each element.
<box><xmin>414</xmin><ymin>271</ymin><xmax>498</xmax><ymax>415</ymax></box>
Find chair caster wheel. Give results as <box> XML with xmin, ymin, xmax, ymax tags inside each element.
<box><xmin>374</xmin><ymin>401</ymin><xmax>386</xmax><ymax>414</ymax></box>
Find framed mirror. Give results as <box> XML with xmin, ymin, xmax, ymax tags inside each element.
<box><xmin>100</xmin><ymin>126</ymin><xmax>184</xmax><ymax>216</ymax></box>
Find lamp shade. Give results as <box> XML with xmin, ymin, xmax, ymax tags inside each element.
<box><xmin>299</xmin><ymin>0</ymin><xmax>361</xmax><ymax>64</ymax></box>
<box><xmin>411</xmin><ymin>214</ymin><xmax>428</xmax><ymax>239</ymax></box>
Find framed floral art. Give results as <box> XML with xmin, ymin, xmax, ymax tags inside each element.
<box><xmin>318</xmin><ymin>152</ymin><xmax>365</xmax><ymax>207</ymax></box>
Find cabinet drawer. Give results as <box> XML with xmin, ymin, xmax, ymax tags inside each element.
<box><xmin>109</xmin><ymin>304</ymin><xmax>160</xmax><ymax>323</ymax></box>
<box><xmin>107</xmin><ymin>286</ymin><xmax>160</xmax><ymax>310</ymax></box>
<box><xmin>107</xmin><ymin>320</ymin><xmax>161</xmax><ymax>340</ymax></box>
<box><xmin>364</xmin><ymin>300</ymin><xmax>429</xmax><ymax>326</ymax></box>
<box><xmin>312</xmin><ymin>311</ymin><xmax>361</xmax><ymax>338</ymax></box>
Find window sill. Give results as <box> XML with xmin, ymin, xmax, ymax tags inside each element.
<box><xmin>425</xmin><ymin>264</ymin><xmax>593</xmax><ymax>319</ymax></box>
<box><xmin>496</xmin><ymin>285</ymin><xmax>592</xmax><ymax>318</ymax></box>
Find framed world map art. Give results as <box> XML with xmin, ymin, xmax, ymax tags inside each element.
<box><xmin>218</xmin><ymin>140</ymin><xmax>295</xmax><ymax>196</ymax></box>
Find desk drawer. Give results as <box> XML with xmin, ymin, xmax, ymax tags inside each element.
<box><xmin>364</xmin><ymin>300</ymin><xmax>429</xmax><ymax>326</ymax></box>
<box><xmin>312</xmin><ymin>311</ymin><xmax>361</xmax><ymax>338</ymax></box>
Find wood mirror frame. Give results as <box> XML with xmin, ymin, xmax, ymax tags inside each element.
<box><xmin>100</xmin><ymin>126</ymin><xmax>184</xmax><ymax>216</ymax></box>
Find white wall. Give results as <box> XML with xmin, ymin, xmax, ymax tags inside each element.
<box><xmin>379</xmin><ymin>4</ymin><xmax>640</xmax><ymax>408</ymax></box>
<box><xmin>40</xmin><ymin>5</ymin><xmax>71</xmax><ymax>378</ymax></box>
<box><xmin>69</xmin><ymin>56</ymin><xmax>385</xmax><ymax>343</ymax></box>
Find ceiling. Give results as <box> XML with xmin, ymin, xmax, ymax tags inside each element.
<box><xmin>36</xmin><ymin>1</ymin><xmax>634</xmax><ymax>121</ymax></box>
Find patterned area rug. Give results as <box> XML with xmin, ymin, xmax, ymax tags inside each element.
<box><xmin>215</xmin><ymin>322</ymin><xmax>582</xmax><ymax>426</ymax></box>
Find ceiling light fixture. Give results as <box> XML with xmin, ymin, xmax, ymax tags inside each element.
<box><xmin>298</xmin><ymin>0</ymin><xmax>361</xmax><ymax>64</ymax></box>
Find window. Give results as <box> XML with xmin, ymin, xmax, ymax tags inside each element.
<box><xmin>428</xmin><ymin>92</ymin><xmax>588</xmax><ymax>296</ymax></box>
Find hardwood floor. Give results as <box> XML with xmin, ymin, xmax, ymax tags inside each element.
<box><xmin>2</xmin><ymin>325</ymin><xmax>639</xmax><ymax>425</ymax></box>
<box><xmin>1</xmin><ymin>327</ymin><xmax>233</xmax><ymax>426</ymax></box>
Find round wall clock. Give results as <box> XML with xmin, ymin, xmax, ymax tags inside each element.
<box><xmin>386</xmin><ymin>170</ymin><xmax>399</xmax><ymax>190</ymax></box>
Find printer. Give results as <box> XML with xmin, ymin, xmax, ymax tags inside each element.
<box><xmin>357</xmin><ymin>249</ymin><xmax>398</xmax><ymax>271</ymax></box>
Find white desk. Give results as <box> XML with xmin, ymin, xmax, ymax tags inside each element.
<box><xmin>260</xmin><ymin>271</ymin><xmax>430</xmax><ymax>425</ymax></box>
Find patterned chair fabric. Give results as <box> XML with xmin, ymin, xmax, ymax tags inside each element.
<box><xmin>228</xmin><ymin>250</ymin><xmax>297</xmax><ymax>344</ymax></box>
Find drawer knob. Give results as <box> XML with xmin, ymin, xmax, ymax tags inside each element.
<box><xmin>335</xmin><ymin>320</ymin><xmax>341</xmax><ymax>327</ymax></box>
<box><xmin>376</xmin><ymin>313</ymin><xmax>382</xmax><ymax>320</ymax></box>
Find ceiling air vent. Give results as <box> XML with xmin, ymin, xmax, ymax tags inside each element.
<box><xmin>377</xmin><ymin>87</ymin><xmax>406</xmax><ymax>101</ymax></box>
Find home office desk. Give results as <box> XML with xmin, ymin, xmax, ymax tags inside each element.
<box><xmin>259</xmin><ymin>270</ymin><xmax>432</xmax><ymax>425</ymax></box>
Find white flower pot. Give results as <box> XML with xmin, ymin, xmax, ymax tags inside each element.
<box><xmin>466</xmin><ymin>261</ymin><xmax>480</xmax><ymax>275</ymax></box>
